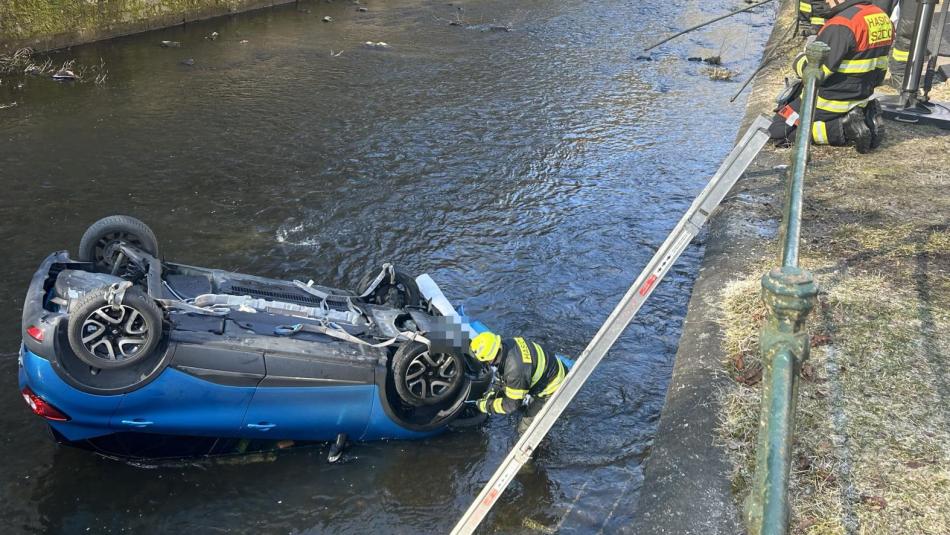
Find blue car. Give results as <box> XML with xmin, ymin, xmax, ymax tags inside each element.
<box><xmin>20</xmin><ymin>216</ymin><xmax>491</xmax><ymax>459</ymax></box>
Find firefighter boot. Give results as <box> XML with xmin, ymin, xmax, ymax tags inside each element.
<box><xmin>842</xmin><ymin>107</ymin><xmax>872</xmax><ymax>154</ymax></box>
<box><xmin>864</xmin><ymin>99</ymin><xmax>885</xmax><ymax>149</ymax></box>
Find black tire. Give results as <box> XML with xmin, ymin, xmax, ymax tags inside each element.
<box><xmin>392</xmin><ymin>342</ymin><xmax>464</xmax><ymax>407</ymax></box>
<box><xmin>78</xmin><ymin>215</ymin><xmax>159</xmax><ymax>272</ymax></box>
<box><xmin>67</xmin><ymin>285</ymin><xmax>163</xmax><ymax>370</ymax></box>
<box><xmin>356</xmin><ymin>267</ymin><xmax>422</xmax><ymax>308</ymax></box>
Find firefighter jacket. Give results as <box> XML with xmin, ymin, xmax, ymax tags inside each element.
<box><xmin>800</xmin><ymin>0</ymin><xmax>832</xmax><ymax>29</ymax></box>
<box><xmin>476</xmin><ymin>337</ymin><xmax>566</xmax><ymax>415</ymax></box>
<box><xmin>793</xmin><ymin>0</ymin><xmax>894</xmax><ymax>122</ymax></box>
<box><xmin>800</xmin><ymin>0</ymin><xmax>895</xmax><ymax>29</ymax></box>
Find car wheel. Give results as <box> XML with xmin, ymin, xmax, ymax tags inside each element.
<box><xmin>78</xmin><ymin>215</ymin><xmax>159</xmax><ymax>272</ymax></box>
<box><xmin>356</xmin><ymin>267</ymin><xmax>422</xmax><ymax>308</ymax></box>
<box><xmin>392</xmin><ymin>342</ymin><xmax>464</xmax><ymax>407</ymax></box>
<box><xmin>67</xmin><ymin>285</ymin><xmax>163</xmax><ymax>370</ymax></box>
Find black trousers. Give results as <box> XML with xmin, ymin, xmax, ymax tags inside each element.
<box><xmin>516</xmin><ymin>395</ymin><xmax>548</xmax><ymax>434</ymax></box>
<box><xmin>769</xmin><ymin>98</ymin><xmax>849</xmax><ymax>146</ymax></box>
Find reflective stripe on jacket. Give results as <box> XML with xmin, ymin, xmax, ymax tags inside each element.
<box><xmin>799</xmin><ymin>0</ymin><xmax>829</xmax><ymax>27</ymax></box>
<box><xmin>479</xmin><ymin>337</ymin><xmax>565</xmax><ymax>415</ymax></box>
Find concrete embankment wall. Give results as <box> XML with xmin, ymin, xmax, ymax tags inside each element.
<box><xmin>0</xmin><ymin>0</ymin><xmax>297</xmax><ymax>54</ymax></box>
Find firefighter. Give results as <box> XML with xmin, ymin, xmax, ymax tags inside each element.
<box><xmin>471</xmin><ymin>331</ymin><xmax>566</xmax><ymax>434</ymax></box>
<box><xmin>800</xmin><ymin>0</ymin><xmax>832</xmax><ymax>34</ymax></box>
<box><xmin>771</xmin><ymin>0</ymin><xmax>895</xmax><ymax>152</ymax></box>
<box><xmin>887</xmin><ymin>0</ymin><xmax>942</xmax><ymax>88</ymax></box>
<box><xmin>800</xmin><ymin>0</ymin><xmax>895</xmax><ymax>34</ymax></box>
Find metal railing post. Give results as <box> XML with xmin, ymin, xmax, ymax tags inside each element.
<box><xmin>744</xmin><ymin>40</ymin><xmax>827</xmax><ymax>535</ymax></box>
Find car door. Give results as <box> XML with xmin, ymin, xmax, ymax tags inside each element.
<box><xmin>109</xmin><ymin>343</ymin><xmax>263</xmax><ymax>436</ymax></box>
<box><xmin>240</xmin><ymin>350</ymin><xmax>376</xmax><ymax>441</ymax></box>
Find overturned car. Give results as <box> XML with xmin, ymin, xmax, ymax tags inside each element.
<box><xmin>20</xmin><ymin>215</ymin><xmax>490</xmax><ymax>458</ymax></box>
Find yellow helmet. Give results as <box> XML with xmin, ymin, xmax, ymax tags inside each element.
<box><xmin>470</xmin><ymin>332</ymin><xmax>502</xmax><ymax>363</ymax></box>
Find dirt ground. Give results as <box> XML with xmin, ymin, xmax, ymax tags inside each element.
<box><xmin>715</xmin><ymin>1</ymin><xmax>950</xmax><ymax>533</ymax></box>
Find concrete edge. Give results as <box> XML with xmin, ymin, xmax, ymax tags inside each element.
<box><xmin>0</xmin><ymin>1</ymin><xmax>298</xmax><ymax>54</ymax></box>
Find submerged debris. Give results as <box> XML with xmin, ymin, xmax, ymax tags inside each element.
<box><xmin>323</xmin><ymin>16</ymin><xmax>333</xmax><ymax>22</ymax></box>
<box><xmin>357</xmin><ymin>6</ymin><xmax>368</xmax><ymax>12</ymax></box>
<box><xmin>687</xmin><ymin>55</ymin><xmax>722</xmax><ymax>64</ymax></box>
<box><xmin>2</xmin><ymin>48</ymin><xmax>107</xmax><ymax>85</ymax></box>
<box><xmin>704</xmin><ymin>67</ymin><xmax>736</xmax><ymax>81</ymax></box>
<box><xmin>363</xmin><ymin>41</ymin><xmax>391</xmax><ymax>49</ymax></box>
<box><xmin>52</xmin><ymin>68</ymin><xmax>77</xmax><ymax>81</ymax></box>
<box><xmin>206</xmin><ymin>31</ymin><xmax>219</xmax><ymax>41</ymax></box>
<box><xmin>180</xmin><ymin>58</ymin><xmax>196</xmax><ymax>66</ymax></box>
<box><xmin>0</xmin><ymin>48</ymin><xmax>51</xmax><ymax>76</ymax></box>
<box><xmin>0</xmin><ymin>101</ymin><xmax>17</xmax><ymax>110</ymax></box>
<box><xmin>160</xmin><ymin>40</ymin><xmax>182</xmax><ymax>48</ymax></box>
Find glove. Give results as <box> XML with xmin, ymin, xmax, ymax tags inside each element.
<box><xmin>476</xmin><ymin>391</ymin><xmax>497</xmax><ymax>413</ymax></box>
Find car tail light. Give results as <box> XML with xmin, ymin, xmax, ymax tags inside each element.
<box><xmin>26</xmin><ymin>325</ymin><xmax>44</xmax><ymax>342</ymax></box>
<box><xmin>21</xmin><ymin>387</ymin><xmax>70</xmax><ymax>421</ymax></box>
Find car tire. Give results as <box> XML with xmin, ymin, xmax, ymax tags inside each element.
<box><xmin>78</xmin><ymin>215</ymin><xmax>159</xmax><ymax>271</ymax></box>
<box><xmin>67</xmin><ymin>285</ymin><xmax>163</xmax><ymax>370</ymax></box>
<box><xmin>356</xmin><ymin>267</ymin><xmax>422</xmax><ymax>308</ymax></box>
<box><xmin>392</xmin><ymin>342</ymin><xmax>464</xmax><ymax>407</ymax></box>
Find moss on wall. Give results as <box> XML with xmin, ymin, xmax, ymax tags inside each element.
<box><xmin>0</xmin><ymin>0</ymin><xmax>293</xmax><ymax>53</ymax></box>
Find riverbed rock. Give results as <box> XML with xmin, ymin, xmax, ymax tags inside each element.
<box><xmin>180</xmin><ymin>58</ymin><xmax>196</xmax><ymax>66</ymax></box>
<box><xmin>362</xmin><ymin>41</ymin><xmax>391</xmax><ymax>49</ymax></box>
<box><xmin>206</xmin><ymin>32</ymin><xmax>219</xmax><ymax>41</ymax></box>
<box><xmin>357</xmin><ymin>6</ymin><xmax>368</xmax><ymax>12</ymax></box>
<box><xmin>160</xmin><ymin>40</ymin><xmax>182</xmax><ymax>48</ymax></box>
<box><xmin>323</xmin><ymin>16</ymin><xmax>333</xmax><ymax>22</ymax></box>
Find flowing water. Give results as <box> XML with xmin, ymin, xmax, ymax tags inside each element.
<box><xmin>0</xmin><ymin>0</ymin><xmax>772</xmax><ymax>532</ymax></box>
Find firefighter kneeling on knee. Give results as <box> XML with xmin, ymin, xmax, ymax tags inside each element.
<box><xmin>771</xmin><ymin>0</ymin><xmax>895</xmax><ymax>152</ymax></box>
<box><xmin>470</xmin><ymin>331</ymin><xmax>566</xmax><ymax>434</ymax></box>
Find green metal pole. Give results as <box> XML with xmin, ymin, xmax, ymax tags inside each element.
<box><xmin>745</xmin><ymin>268</ymin><xmax>817</xmax><ymax>534</ymax></box>
<box><xmin>745</xmin><ymin>40</ymin><xmax>827</xmax><ymax>535</ymax></box>
<box><xmin>762</xmin><ymin>348</ymin><xmax>795</xmax><ymax>530</ymax></box>
<box><xmin>781</xmin><ymin>41</ymin><xmax>830</xmax><ymax>268</ymax></box>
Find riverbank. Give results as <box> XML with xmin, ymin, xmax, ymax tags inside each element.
<box><xmin>637</xmin><ymin>0</ymin><xmax>950</xmax><ymax>533</ymax></box>
<box><xmin>0</xmin><ymin>0</ymin><xmax>296</xmax><ymax>54</ymax></box>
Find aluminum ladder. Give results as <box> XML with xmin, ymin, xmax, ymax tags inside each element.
<box><xmin>451</xmin><ymin>115</ymin><xmax>773</xmax><ymax>535</ymax></box>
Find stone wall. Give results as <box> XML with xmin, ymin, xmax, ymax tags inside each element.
<box><xmin>0</xmin><ymin>0</ymin><xmax>297</xmax><ymax>53</ymax></box>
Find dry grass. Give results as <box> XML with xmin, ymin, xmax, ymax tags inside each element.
<box><xmin>705</xmin><ymin>66</ymin><xmax>738</xmax><ymax>81</ymax></box>
<box><xmin>0</xmin><ymin>47</ymin><xmax>108</xmax><ymax>84</ymax></box>
<box><xmin>715</xmin><ymin>1</ymin><xmax>950</xmax><ymax>532</ymax></box>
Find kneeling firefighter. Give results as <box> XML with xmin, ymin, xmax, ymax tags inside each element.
<box><xmin>771</xmin><ymin>0</ymin><xmax>895</xmax><ymax>152</ymax></box>
<box><xmin>470</xmin><ymin>332</ymin><xmax>566</xmax><ymax>434</ymax></box>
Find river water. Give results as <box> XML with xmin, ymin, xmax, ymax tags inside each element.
<box><xmin>0</xmin><ymin>0</ymin><xmax>771</xmax><ymax>532</ymax></box>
